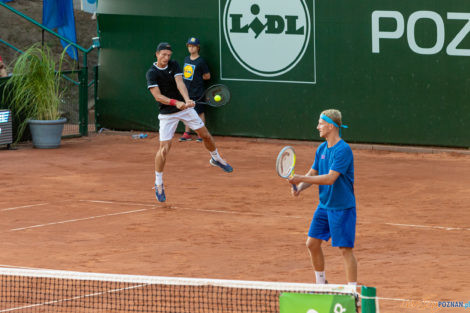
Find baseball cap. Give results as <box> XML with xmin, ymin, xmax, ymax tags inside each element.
<box><xmin>186</xmin><ymin>37</ymin><xmax>200</xmax><ymax>45</ymax></box>
<box><xmin>156</xmin><ymin>42</ymin><xmax>172</xmax><ymax>52</ymax></box>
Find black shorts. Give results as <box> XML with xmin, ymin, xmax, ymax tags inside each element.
<box><xmin>194</xmin><ymin>102</ymin><xmax>205</xmax><ymax>114</ymax></box>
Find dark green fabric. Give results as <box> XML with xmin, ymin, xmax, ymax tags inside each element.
<box><xmin>95</xmin><ymin>0</ymin><xmax>469</xmax><ymax>147</ymax></box>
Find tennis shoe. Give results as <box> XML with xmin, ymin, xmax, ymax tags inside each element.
<box><xmin>179</xmin><ymin>132</ymin><xmax>192</xmax><ymax>142</ymax></box>
<box><xmin>153</xmin><ymin>184</ymin><xmax>166</xmax><ymax>202</ymax></box>
<box><xmin>196</xmin><ymin>137</ymin><xmax>203</xmax><ymax>142</ymax></box>
<box><xmin>210</xmin><ymin>158</ymin><xmax>233</xmax><ymax>173</ymax></box>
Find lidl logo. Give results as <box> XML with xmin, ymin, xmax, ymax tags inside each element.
<box><xmin>220</xmin><ymin>0</ymin><xmax>316</xmax><ymax>83</ymax></box>
<box><xmin>183</xmin><ymin>64</ymin><xmax>195</xmax><ymax>80</ymax></box>
<box><xmin>229</xmin><ymin>4</ymin><xmax>305</xmax><ymax>39</ymax></box>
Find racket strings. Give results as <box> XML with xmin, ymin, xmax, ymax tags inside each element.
<box><xmin>207</xmin><ymin>86</ymin><xmax>231</xmax><ymax>105</ymax></box>
<box><xmin>279</xmin><ymin>152</ymin><xmax>294</xmax><ymax>177</ymax></box>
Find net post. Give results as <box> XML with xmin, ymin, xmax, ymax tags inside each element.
<box><xmin>361</xmin><ymin>286</ymin><xmax>377</xmax><ymax>313</ymax></box>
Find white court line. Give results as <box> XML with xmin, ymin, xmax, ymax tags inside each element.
<box><xmin>0</xmin><ymin>283</ymin><xmax>148</xmax><ymax>312</ymax></box>
<box><xmin>376</xmin><ymin>297</ymin><xmax>437</xmax><ymax>303</ymax></box>
<box><xmin>81</xmin><ymin>200</ymin><xmax>470</xmax><ymax>231</ymax></box>
<box><xmin>9</xmin><ymin>209</ymin><xmax>148</xmax><ymax>232</ymax></box>
<box><xmin>80</xmin><ymin>199</ymin><xmax>156</xmax><ymax>207</ymax></box>
<box><xmin>0</xmin><ymin>203</ymin><xmax>49</xmax><ymax>212</ymax></box>
<box><xmin>174</xmin><ymin>205</ymin><xmax>304</xmax><ymax>218</ymax></box>
<box><xmin>0</xmin><ymin>265</ymin><xmax>48</xmax><ymax>270</ymax></box>
<box><xmin>385</xmin><ymin>222</ymin><xmax>470</xmax><ymax>231</ymax></box>
<box><xmin>5</xmin><ymin>199</ymin><xmax>468</xmax><ymax>232</ymax></box>
<box><xmin>80</xmin><ymin>199</ymin><xmax>305</xmax><ymax>219</ymax></box>
<box><xmin>1</xmin><ymin>199</ymin><xmax>74</xmax><ymax>212</ymax></box>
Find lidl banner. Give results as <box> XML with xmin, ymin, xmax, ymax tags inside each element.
<box><xmin>280</xmin><ymin>293</ymin><xmax>356</xmax><ymax>313</ymax></box>
<box><xmin>219</xmin><ymin>0</ymin><xmax>316</xmax><ymax>84</ymax></box>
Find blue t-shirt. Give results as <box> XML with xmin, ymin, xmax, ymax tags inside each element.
<box><xmin>312</xmin><ymin>140</ymin><xmax>355</xmax><ymax>210</ymax></box>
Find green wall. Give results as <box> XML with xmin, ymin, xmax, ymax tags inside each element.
<box><xmin>96</xmin><ymin>0</ymin><xmax>470</xmax><ymax>147</ymax></box>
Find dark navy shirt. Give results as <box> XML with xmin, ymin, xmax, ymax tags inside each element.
<box><xmin>312</xmin><ymin>139</ymin><xmax>356</xmax><ymax>210</ymax></box>
<box><xmin>146</xmin><ymin>60</ymin><xmax>184</xmax><ymax>114</ymax></box>
<box><xmin>182</xmin><ymin>56</ymin><xmax>210</xmax><ymax>100</ymax></box>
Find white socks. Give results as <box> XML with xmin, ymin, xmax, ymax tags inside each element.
<box><xmin>155</xmin><ymin>172</ymin><xmax>163</xmax><ymax>186</ymax></box>
<box><xmin>315</xmin><ymin>271</ymin><xmax>326</xmax><ymax>284</ymax></box>
<box><xmin>210</xmin><ymin>149</ymin><xmax>225</xmax><ymax>164</ymax></box>
<box><xmin>315</xmin><ymin>271</ymin><xmax>356</xmax><ymax>286</ymax></box>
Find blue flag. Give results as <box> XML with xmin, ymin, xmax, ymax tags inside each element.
<box><xmin>42</xmin><ymin>0</ymin><xmax>78</xmax><ymax>60</ymax></box>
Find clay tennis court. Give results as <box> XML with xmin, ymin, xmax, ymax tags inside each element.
<box><xmin>1</xmin><ymin>132</ymin><xmax>469</xmax><ymax>313</ymax></box>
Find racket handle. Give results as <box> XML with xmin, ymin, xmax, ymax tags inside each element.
<box><xmin>291</xmin><ymin>184</ymin><xmax>297</xmax><ymax>191</ymax></box>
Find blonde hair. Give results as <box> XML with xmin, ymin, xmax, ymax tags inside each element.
<box><xmin>321</xmin><ymin>109</ymin><xmax>342</xmax><ymax>127</ymax></box>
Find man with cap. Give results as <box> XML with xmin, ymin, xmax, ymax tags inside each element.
<box><xmin>179</xmin><ymin>36</ymin><xmax>211</xmax><ymax>142</ymax></box>
<box><xmin>288</xmin><ymin>109</ymin><xmax>357</xmax><ymax>287</ymax></box>
<box><xmin>146</xmin><ymin>42</ymin><xmax>233</xmax><ymax>202</ymax></box>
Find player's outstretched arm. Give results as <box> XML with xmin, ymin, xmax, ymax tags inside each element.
<box><xmin>149</xmin><ymin>86</ymin><xmax>187</xmax><ymax>110</ymax></box>
<box><xmin>175</xmin><ymin>75</ymin><xmax>194</xmax><ymax>108</ymax></box>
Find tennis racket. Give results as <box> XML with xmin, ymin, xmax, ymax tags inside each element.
<box><xmin>195</xmin><ymin>84</ymin><xmax>231</xmax><ymax>107</ymax></box>
<box><xmin>276</xmin><ymin>146</ymin><xmax>297</xmax><ymax>191</ymax></box>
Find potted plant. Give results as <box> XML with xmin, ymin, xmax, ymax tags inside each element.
<box><xmin>3</xmin><ymin>43</ymin><xmax>67</xmax><ymax>148</ymax></box>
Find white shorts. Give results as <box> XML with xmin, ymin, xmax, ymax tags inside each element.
<box><xmin>158</xmin><ymin>108</ymin><xmax>204</xmax><ymax>141</ymax></box>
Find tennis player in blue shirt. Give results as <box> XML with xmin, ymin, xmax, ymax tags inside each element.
<box><xmin>289</xmin><ymin>109</ymin><xmax>357</xmax><ymax>286</ymax></box>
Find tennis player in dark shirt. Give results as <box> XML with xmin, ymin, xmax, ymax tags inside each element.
<box><xmin>146</xmin><ymin>42</ymin><xmax>233</xmax><ymax>202</ymax></box>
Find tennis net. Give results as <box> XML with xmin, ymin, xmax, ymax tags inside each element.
<box><xmin>0</xmin><ymin>267</ymin><xmax>358</xmax><ymax>313</ymax></box>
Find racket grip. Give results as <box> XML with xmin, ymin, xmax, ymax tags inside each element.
<box><xmin>291</xmin><ymin>184</ymin><xmax>297</xmax><ymax>191</ymax></box>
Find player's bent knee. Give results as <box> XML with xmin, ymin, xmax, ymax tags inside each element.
<box><xmin>158</xmin><ymin>144</ymin><xmax>172</xmax><ymax>157</ymax></box>
<box><xmin>306</xmin><ymin>238</ymin><xmax>321</xmax><ymax>251</ymax></box>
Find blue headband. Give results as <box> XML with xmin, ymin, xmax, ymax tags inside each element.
<box><xmin>321</xmin><ymin>114</ymin><xmax>348</xmax><ymax>137</ymax></box>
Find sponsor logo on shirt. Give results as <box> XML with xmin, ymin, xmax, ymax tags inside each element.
<box><xmin>183</xmin><ymin>64</ymin><xmax>195</xmax><ymax>80</ymax></box>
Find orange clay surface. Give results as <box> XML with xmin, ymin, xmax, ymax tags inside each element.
<box><xmin>1</xmin><ymin>132</ymin><xmax>469</xmax><ymax>313</ymax></box>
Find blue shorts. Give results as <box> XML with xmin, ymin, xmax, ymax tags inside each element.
<box><xmin>308</xmin><ymin>207</ymin><xmax>356</xmax><ymax>248</ymax></box>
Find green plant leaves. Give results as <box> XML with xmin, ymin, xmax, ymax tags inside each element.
<box><xmin>3</xmin><ymin>43</ymin><xmax>66</xmax><ymax>142</ymax></box>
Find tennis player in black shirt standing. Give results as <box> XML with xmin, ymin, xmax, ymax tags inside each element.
<box><xmin>146</xmin><ymin>42</ymin><xmax>233</xmax><ymax>202</ymax></box>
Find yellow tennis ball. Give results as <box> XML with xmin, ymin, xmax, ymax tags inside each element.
<box><xmin>214</xmin><ymin>95</ymin><xmax>222</xmax><ymax>102</ymax></box>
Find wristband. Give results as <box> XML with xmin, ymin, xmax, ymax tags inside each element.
<box><xmin>169</xmin><ymin>99</ymin><xmax>177</xmax><ymax>106</ymax></box>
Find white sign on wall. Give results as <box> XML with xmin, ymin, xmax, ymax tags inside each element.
<box><xmin>219</xmin><ymin>0</ymin><xmax>316</xmax><ymax>84</ymax></box>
